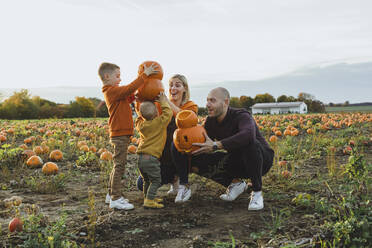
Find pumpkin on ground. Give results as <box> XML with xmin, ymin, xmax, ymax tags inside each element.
<box><xmin>42</xmin><ymin>162</ymin><xmax>59</xmax><ymax>175</ymax></box>
<box><xmin>8</xmin><ymin>218</ymin><xmax>23</xmax><ymax>232</ymax></box>
<box><xmin>33</xmin><ymin>146</ymin><xmax>43</xmax><ymax>155</ymax></box>
<box><xmin>269</xmin><ymin>135</ymin><xmax>278</xmax><ymax>143</ymax></box>
<box><xmin>22</xmin><ymin>150</ymin><xmax>36</xmax><ymax>160</ymax></box>
<box><xmin>49</xmin><ymin>150</ymin><xmax>63</xmax><ymax>161</ymax></box>
<box><xmin>100</xmin><ymin>151</ymin><xmax>113</xmax><ymax>161</ymax></box>
<box><xmin>128</xmin><ymin>145</ymin><xmax>137</xmax><ymax>154</ymax></box>
<box><xmin>80</xmin><ymin>145</ymin><xmax>89</xmax><ymax>152</ymax></box>
<box><xmin>26</xmin><ymin>155</ymin><xmax>43</xmax><ymax>168</ymax></box>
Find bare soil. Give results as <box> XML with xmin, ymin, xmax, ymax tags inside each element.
<box><xmin>1</xmin><ymin>145</ymin><xmax>371</xmax><ymax>248</ymax></box>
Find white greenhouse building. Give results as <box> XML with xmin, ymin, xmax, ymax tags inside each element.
<box><xmin>252</xmin><ymin>102</ymin><xmax>308</xmax><ymax>114</ymax></box>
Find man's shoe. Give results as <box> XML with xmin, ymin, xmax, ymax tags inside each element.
<box><xmin>248</xmin><ymin>191</ymin><xmax>264</xmax><ymax>210</ymax></box>
<box><xmin>109</xmin><ymin>197</ymin><xmax>134</xmax><ymax>210</ymax></box>
<box><xmin>144</xmin><ymin>199</ymin><xmax>164</xmax><ymax>209</ymax></box>
<box><xmin>175</xmin><ymin>185</ymin><xmax>191</xmax><ymax>203</ymax></box>
<box><xmin>167</xmin><ymin>179</ymin><xmax>180</xmax><ymax>195</ymax></box>
<box><xmin>220</xmin><ymin>181</ymin><xmax>247</xmax><ymax>201</ymax></box>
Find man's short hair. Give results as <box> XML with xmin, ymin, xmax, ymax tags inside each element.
<box><xmin>140</xmin><ymin>101</ymin><xmax>157</xmax><ymax>120</ymax></box>
<box><xmin>213</xmin><ymin>87</ymin><xmax>230</xmax><ymax>100</ymax></box>
<box><xmin>98</xmin><ymin>62</ymin><xmax>120</xmax><ymax>81</ymax></box>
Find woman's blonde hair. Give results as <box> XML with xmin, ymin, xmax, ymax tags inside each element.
<box><xmin>169</xmin><ymin>74</ymin><xmax>190</xmax><ymax>106</ymax></box>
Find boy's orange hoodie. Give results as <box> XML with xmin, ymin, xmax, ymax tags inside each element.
<box><xmin>102</xmin><ymin>74</ymin><xmax>148</xmax><ymax>137</ymax></box>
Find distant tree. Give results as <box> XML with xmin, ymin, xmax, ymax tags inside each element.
<box><xmin>277</xmin><ymin>95</ymin><xmax>289</xmax><ymax>102</ymax></box>
<box><xmin>287</xmin><ymin>96</ymin><xmax>297</xmax><ymax>102</ymax></box>
<box><xmin>0</xmin><ymin>89</ymin><xmax>39</xmax><ymax>119</ymax></box>
<box><xmin>329</xmin><ymin>102</ymin><xmax>334</xmax><ymax>107</ymax></box>
<box><xmin>297</xmin><ymin>92</ymin><xmax>314</xmax><ymax>101</ymax></box>
<box><xmin>344</xmin><ymin>101</ymin><xmax>350</xmax><ymax>106</ymax></box>
<box><xmin>308</xmin><ymin>100</ymin><xmax>325</xmax><ymax>113</ymax></box>
<box><xmin>89</xmin><ymin>97</ymin><xmax>108</xmax><ymax>117</ymax></box>
<box><xmin>240</xmin><ymin>95</ymin><xmax>254</xmax><ymax>110</ymax></box>
<box><xmin>254</xmin><ymin>93</ymin><xmax>275</xmax><ymax>103</ymax></box>
<box><xmin>66</xmin><ymin>97</ymin><xmax>95</xmax><ymax>118</ymax></box>
<box><xmin>229</xmin><ymin>97</ymin><xmax>241</xmax><ymax>108</ymax></box>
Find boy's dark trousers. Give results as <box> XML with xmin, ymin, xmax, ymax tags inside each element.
<box><xmin>138</xmin><ymin>154</ymin><xmax>162</xmax><ymax>200</ymax></box>
<box><xmin>171</xmin><ymin>140</ymin><xmax>274</xmax><ymax>192</ymax></box>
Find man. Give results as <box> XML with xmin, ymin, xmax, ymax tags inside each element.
<box><xmin>171</xmin><ymin>87</ymin><xmax>274</xmax><ymax>210</ymax></box>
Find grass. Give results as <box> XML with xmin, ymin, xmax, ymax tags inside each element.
<box><xmin>326</xmin><ymin>105</ymin><xmax>372</xmax><ymax>112</ymax></box>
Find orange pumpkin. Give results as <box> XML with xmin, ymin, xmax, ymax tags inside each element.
<box><xmin>128</xmin><ymin>145</ymin><xmax>137</xmax><ymax>154</ymax></box>
<box><xmin>306</xmin><ymin>128</ymin><xmax>313</xmax><ymax>134</ymax></box>
<box><xmin>281</xmin><ymin>170</ymin><xmax>292</xmax><ymax>178</ymax></box>
<box><xmin>274</xmin><ymin>130</ymin><xmax>282</xmax><ymax>137</ymax></box>
<box><xmin>41</xmin><ymin>144</ymin><xmax>49</xmax><ymax>154</ymax></box>
<box><xmin>175</xmin><ymin>110</ymin><xmax>198</xmax><ymax>129</ymax></box>
<box><xmin>77</xmin><ymin>140</ymin><xmax>87</xmax><ymax>148</ymax></box>
<box><xmin>283</xmin><ymin>129</ymin><xmax>291</xmax><ymax>136</ymax></box>
<box><xmin>22</xmin><ymin>150</ymin><xmax>36</xmax><ymax>160</ymax></box>
<box><xmin>26</xmin><ymin>155</ymin><xmax>43</xmax><ymax>168</ymax></box>
<box><xmin>100</xmin><ymin>151</ymin><xmax>113</xmax><ymax>161</ymax></box>
<box><xmin>8</xmin><ymin>218</ymin><xmax>23</xmax><ymax>233</ymax></box>
<box><xmin>136</xmin><ymin>78</ymin><xmax>164</xmax><ymax>101</ymax></box>
<box><xmin>138</xmin><ymin>61</ymin><xmax>163</xmax><ymax>80</ymax></box>
<box><xmin>49</xmin><ymin>150</ymin><xmax>63</xmax><ymax>161</ymax></box>
<box><xmin>269</xmin><ymin>135</ymin><xmax>278</xmax><ymax>143</ymax></box>
<box><xmin>173</xmin><ymin>125</ymin><xmax>206</xmax><ymax>153</ymax></box>
<box><xmin>97</xmin><ymin>148</ymin><xmax>108</xmax><ymax>155</ymax></box>
<box><xmin>80</xmin><ymin>145</ymin><xmax>89</xmax><ymax>152</ymax></box>
<box><xmin>33</xmin><ymin>146</ymin><xmax>44</xmax><ymax>155</ymax></box>
<box><xmin>131</xmin><ymin>137</ymin><xmax>138</xmax><ymax>144</ymax></box>
<box><xmin>42</xmin><ymin>162</ymin><xmax>59</xmax><ymax>175</ymax></box>
<box><xmin>89</xmin><ymin>146</ymin><xmax>97</xmax><ymax>153</ymax></box>
<box><xmin>0</xmin><ymin>135</ymin><xmax>6</xmax><ymax>142</ymax></box>
<box><xmin>19</xmin><ymin>144</ymin><xmax>28</xmax><ymax>150</ymax></box>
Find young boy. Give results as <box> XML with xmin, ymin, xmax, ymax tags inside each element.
<box><xmin>135</xmin><ymin>93</ymin><xmax>172</xmax><ymax>208</ymax></box>
<box><xmin>99</xmin><ymin>62</ymin><xmax>158</xmax><ymax>210</ymax></box>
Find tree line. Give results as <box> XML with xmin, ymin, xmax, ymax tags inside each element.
<box><xmin>0</xmin><ymin>89</ymin><xmax>108</xmax><ymax>120</ymax></box>
<box><xmin>199</xmin><ymin>92</ymin><xmax>325</xmax><ymax>115</ymax></box>
<box><xmin>0</xmin><ymin>90</ymin><xmax>325</xmax><ymax>120</ymax></box>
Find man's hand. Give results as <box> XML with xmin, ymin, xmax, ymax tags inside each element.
<box><xmin>191</xmin><ymin>132</ymin><xmax>214</xmax><ymax>155</ymax></box>
<box><xmin>143</xmin><ymin>63</ymin><xmax>159</xmax><ymax>76</ymax></box>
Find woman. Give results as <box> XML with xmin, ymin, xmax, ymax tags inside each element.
<box><xmin>137</xmin><ymin>74</ymin><xmax>198</xmax><ymax>201</ymax></box>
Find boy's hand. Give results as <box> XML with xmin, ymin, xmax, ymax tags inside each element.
<box><xmin>143</xmin><ymin>63</ymin><xmax>159</xmax><ymax>76</ymax></box>
<box><xmin>157</xmin><ymin>92</ymin><xmax>167</xmax><ymax>103</ymax></box>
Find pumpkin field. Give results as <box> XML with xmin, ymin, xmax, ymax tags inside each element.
<box><xmin>0</xmin><ymin>112</ymin><xmax>371</xmax><ymax>247</ymax></box>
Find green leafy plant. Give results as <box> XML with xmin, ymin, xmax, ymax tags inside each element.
<box><xmin>76</xmin><ymin>151</ymin><xmax>99</xmax><ymax>167</ymax></box>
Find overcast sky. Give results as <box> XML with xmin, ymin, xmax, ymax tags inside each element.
<box><xmin>0</xmin><ymin>0</ymin><xmax>371</xmax><ymax>89</ymax></box>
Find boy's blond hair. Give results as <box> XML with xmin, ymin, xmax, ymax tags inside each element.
<box><xmin>169</xmin><ymin>74</ymin><xmax>190</xmax><ymax>106</ymax></box>
<box><xmin>98</xmin><ymin>62</ymin><xmax>120</xmax><ymax>82</ymax></box>
<box><xmin>140</xmin><ymin>101</ymin><xmax>158</xmax><ymax>120</ymax></box>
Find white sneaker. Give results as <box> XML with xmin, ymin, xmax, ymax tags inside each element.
<box><xmin>105</xmin><ymin>193</ymin><xmax>111</xmax><ymax>204</ymax></box>
<box><xmin>220</xmin><ymin>181</ymin><xmax>247</xmax><ymax>201</ymax></box>
<box><xmin>175</xmin><ymin>185</ymin><xmax>191</xmax><ymax>203</ymax></box>
<box><xmin>167</xmin><ymin>179</ymin><xmax>180</xmax><ymax>195</ymax></box>
<box><xmin>106</xmin><ymin>193</ymin><xmax>129</xmax><ymax>204</ymax></box>
<box><xmin>248</xmin><ymin>191</ymin><xmax>264</xmax><ymax>210</ymax></box>
<box><xmin>109</xmin><ymin>197</ymin><xmax>134</xmax><ymax>210</ymax></box>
